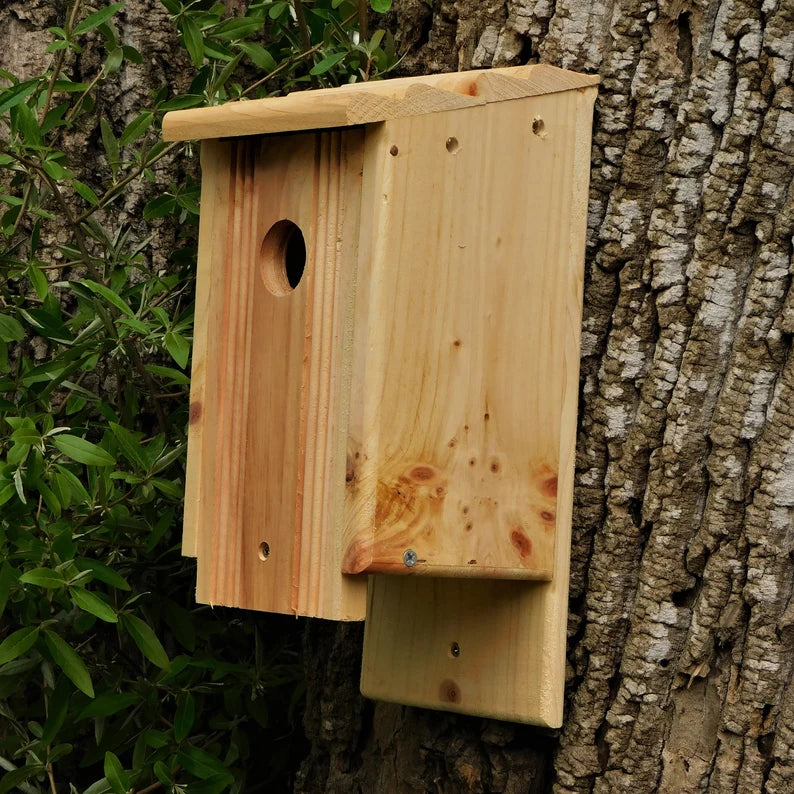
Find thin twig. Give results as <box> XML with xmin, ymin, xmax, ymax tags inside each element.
<box><xmin>76</xmin><ymin>142</ymin><xmax>179</xmax><ymax>224</ymax></box>
<box><xmin>40</xmin><ymin>0</ymin><xmax>83</xmax><ymax>124</ymax></box>
<box><xmin>241</xmin><ymin>11</ymin><xmax>357</xmax><ymax>97</ymax></box>
<box><xmin>292</xmin><ymin>0</ymin><xmax>319</xmax><ymax>87</ymax></box>
<box><xmin>358</xmin><ymin>0</ymin><xmax>369</xmax><ymax>40</ymax></box>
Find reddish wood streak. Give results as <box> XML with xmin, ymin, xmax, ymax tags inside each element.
<box><xmin>409</xmin><ymin>465</ymin><xmax>435</xmax><ymax>482</ymax></box>
<box><xmin>439</xmin><ymin>679</ymin><xmax>460</xmax><ymax>703</ymax></box>
<box><xmin>510</xmin><ymin>528</ymin><xmax>532</xmax><ymax>558</ymax></box>
<box><xmin>490</xmin><ymin>460</ymin><xmax>500</xmax><ymax>473</ymax></box>
<box><xmin>189</xmin><ymin>402</ymin><xmax>202</xmax><ymax>424</ymax></box>
<box><xmin>467</xmin><ymin>82</ymin><xmax>478</xmax><ymax>96</ymax></box>
<box><xmin>542</xmin><ymin>475</ymin><xmax>558</xmax><ymax>497</ymax></box>
<box><xmin>540</xmin><ymin>510</ymin><xmax>555</xmax><ymax>522</ymax></box>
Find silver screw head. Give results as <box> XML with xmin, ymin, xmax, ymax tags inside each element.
<box><xmin>403</xmin><ymin>549</ymin><xmax>418</xmax><ymax>567</ymax></box>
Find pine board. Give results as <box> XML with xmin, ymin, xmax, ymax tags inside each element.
<box><xmin>191</xmin><ymin>132</ymin><xmax>367</xmax><ymax>619</ymax></box>
<box><xmin>360</xmin><ymin>84</ymin><xmax>597</xmax><ymax>725</ymax></box>
<box><xmin>162</xmin><ymin>64</ymin><xmax>599</xmax><ymax>141</ymax></box>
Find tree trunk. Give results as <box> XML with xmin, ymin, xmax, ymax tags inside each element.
<box><xmin>297</xmin><ymin>1</ymin><xmax>794</xmax><ymax>792</ymax></box>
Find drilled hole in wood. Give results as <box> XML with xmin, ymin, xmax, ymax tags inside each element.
<box><xmin>389</xmin><ymin>144</ymin><xmax>399</xmax><ymax>156</ymax></box>
<box><xmin>532</xmin><ymin>117</ymin><xmax>545</xmax><ymax>136</ymax></box>
<box><xmin>445</xmin><ymin>136</ymin><xmax>459</xmax><ymax>153</ymax></box>
<box><xmin>449</xmin><ymin>642</ymin><xmax>461</xmax><ymax>658</ymax></box>
<box><xmin>261</xmin><ymin>219</ymin><xmax>306</xmax><ymax>296</ymax></box>
<box><xmin>258</xmin><ymin>541</ymin><xmax>270</xmax><ymax>561</ymax></box>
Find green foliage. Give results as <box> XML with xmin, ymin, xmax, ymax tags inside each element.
<box><xmin>0</xmin><ymin>0</ymin><xmax>392</xmax><ymax>791</ymax></box>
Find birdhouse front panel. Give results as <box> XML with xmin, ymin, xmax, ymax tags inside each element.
<box><xmin>185</xmin><ymin>130</ymin><xmax>368</xmax><ymax>620</ymax></box>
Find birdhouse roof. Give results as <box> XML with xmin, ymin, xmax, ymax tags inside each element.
<box><xmin>162</xmin><ymin>64</ymin><xmax>598</xmax><ymax>141</ymax></box>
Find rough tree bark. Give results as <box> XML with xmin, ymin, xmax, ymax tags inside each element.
<box><xmin>4</xmin><ymin>1</ymin><xmax>794</xmax><ymax>792</ymax></box>
<box><xmin>297</xmin><ymin>1</ymin><xmax>794</xmax><ymax>793</ymax></box>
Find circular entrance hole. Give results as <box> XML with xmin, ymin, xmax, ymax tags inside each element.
<box><xmin>258</xmin><ymin>541</ymin><xmax>270</xmax><ymax>561</ymax></box>
<box><xmin>260</xmin><ymin>220</ymin><xmax>306</xmax><ymax>296</ymax></box>
<box><xmin>445</xmin><ymin>136</ymin><xmax>460</xmax><ymax>154</ymax></box>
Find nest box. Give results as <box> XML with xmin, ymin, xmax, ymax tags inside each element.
<box><xmin>163</xmin><ymin>64</ymin><xmax>598</xmax><ymax>726</ymax></box>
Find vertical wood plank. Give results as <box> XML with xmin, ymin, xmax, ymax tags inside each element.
<box><xmin>193</xmin><ymin>132</ymin><xmax>366</xmax><ymax>619</ymax></box>
<box><xmin>359</xmin><ymin>86</ymin><xmax>597</xmax><ymax>725</ymax></box>
<box><xmin>182</xmin><ymin>140</ymin><xmax>232</xmax><ymax>557</ymax></box>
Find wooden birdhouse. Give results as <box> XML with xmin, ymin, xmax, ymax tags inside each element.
<box><xmin>163</xmin><ymin>64</ymin><xmax>598</xmax><ymax>726</ymax></box>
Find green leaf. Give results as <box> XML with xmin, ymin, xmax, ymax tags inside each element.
<box><xmin>370</xmin><ymin>0</ymin><xmax>392</xmax><ymax>11</ymax></box>
<box><xmin>75</xmin><ymin>558</ymin><xmax>130</xmax><ymax>591</ymax></box>
<box><xmin>236</xmin><ymin>41</ymin><xmax>276</xmax><ymax>71</ymax></box>
<box><xmin>163</xmin><ymin>330</ymin><xmax>190</xmax><ymax>368</ymax></box>
<box><xmin>72</xmin><ymin>588</ymin><xmax>118</xmax><ymax>623</ymax></box>
<box><xmin>19</xmin><ymin>568</ymin><xmax>64</xmax><ymax>589</ymax></box>
<box><xmin>0</xmin><ymin>80</ymin><xmax>37</xmax><ymax>114</ymax></box>
<box><xmin>52</xmin><ymin>434</ymin><xmax>115</xmax><ymax>466</ymax></box>
<box><xmin>119</xmin><ymin>110</ymin><xmax>153</xmax><ymax>146</ymax></box>
<box><xmin>212</xmin><ymin>17</ymin><xmax>264</xmax><ymax>40</ymax></box>
<box><xmin>142</xmin><ymin>194</ymin><xmax>176</xmax><ymax>219</ymax></box>
<box><xmin>104</xmin><ymin>751</ymin><xmax>129</xmax><ymax>794</ymax></box>
<box><xmin>0</xmin><ymin>563</ymin><xmax>16</xmax><ymax>619</ymax></box>
<box><xmin>145</xmin><ymin>364</ymin><xmax>190</xmax><ymax>385</ymax></box>
<box><xmin>122</xmin><ymin>614</ymin><xmax>170</xmax><ymax>670</ymax></box>
<box><xmin>74</xmin><ymin>3</ymin><xmax>125</xmax><ymax>35</ymax></box>
<box><xmin>0</xmin><ymin>626</ymin><xmax>39</xmax><ymax>665</ymax></box>
<box><xmin>83</xmin><ymin>779</ymin><xmax>113</xmax><ymax>794</ymax></box>
<box><xmin>109</xmin><ymin>422</ymin><xmax>147</xmax><ymax>469</ymax></box>
<box><xmin>174</xmin><ymin>691</ymin><xmax>195</xmax><ymax>742</ymax></box>
<box><xmin>151</xmin><ymin>477</ymin><xmax>183</xmax><ymax>499</ymax></box>
<box><xmin>268</xmin><ymin>1</ymin><xmax>288</xmax><ymax>19</ymax></box>
<box><xmin>104</xmin><ymin>46</ymin><xmax>124</xmax><ymax>75</ymax></box>
<box><xmin>52</xmin><ymin>79</ymin><xmax>90</xmax><ymax>92</ymax></box>
<box><xmin>0</xmin><ymin>313</ymin><xmax>24</xmax><ymax>342</ymax></box>
<box><xmin>153</xmin><ymin>761</ymin><xmax>173</xmax><ymax>786</ymax></box>
<box><xmin>310</xmin><ymin>51</ymin><xmax>347</xmax><ymax>75</ymax></box>
<box><xmin>81</xmin><ymin>279</ymin><xmax>135</xmax><ymax>317</ymax></box>
<box><xmin>100</xmin><ymin>118</ymin><xmax>120</xmax><ymax>175</ymax></box>
<box><xmin>40</xmin><ymin>676</ymin><xmax>71</xmax><ymax>746</ymax></box>
<box><xmin>74</xmin><ymin>180</ymin><xmax>101</xmax><ymax>205</ymax></box>
<box><xmin>78</xmin><ymin>692</ymin><xmax>140</xmax><ymax>720</ymax></box>
<box><xmin>27</xmin><ymin>264</ymin><xmax>49</xmax><ymax>300</ymax></box>
<box><xmin>0</xmin><ymin>765</ymin><xmax>45</xmax><ymax>794</ymax></box>
<box><xmin>177</xmin><ymin>747</ymin><xmax>233</xmax><ymax>783</ymax></box>
<box><xmin>44</xmin><ymin>630</ymin><xmax>94</xmax><ymax>697</ymax></box>
<box><xmin>182</xmin><ymin>16</ymin><xmax>204</xmax><ymax>69</ymax></box>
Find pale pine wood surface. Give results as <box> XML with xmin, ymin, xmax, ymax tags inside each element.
<box><xmin>163</xmin><ymin>64</ymin><xmax>598</xmax><ymax>141</ymax></box>
<box><xmin>182</xmin><ymin>140</ymin><xmax>231</xmax><ymax>557</ymax></box>
<box><xmin>343</xmin><ymin>98</ymin><xmax>574</xmax><ymax>579</ymax></box>
<box><xmin>193</xmin><ymin>133</ymin><xmax>366</xmax><ymax>619</ymax></box>
<box><xmin>360</xmin><ymin>85</ymin><xmax>598</xmax><ymax>725</ymax></box>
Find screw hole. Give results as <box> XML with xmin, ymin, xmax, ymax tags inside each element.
<box><xmin>532</xmin><ymin>117</ymin><xmax>545</xmax><ymax>136</ymax></box>
<box><xmin>258</xmin><ymin>541</ymin><xmax>270</xmax><ymax>561</ymax></box>
<box><xmin>445</xmin><ymin>136</ymin><xmax>459</xmax><ymax>154</ymax></box>
<box><xmin>260</xmin><ymin>219</ymin><xmax>306</xmax><ymax>296</ymax></box>
<box><xmin>450</xmin><ymin>642</ymin><xmax>460</xmax><ymax>658</ymax></box>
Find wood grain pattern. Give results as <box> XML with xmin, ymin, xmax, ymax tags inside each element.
<box><xmin>193</xmin><ymin>132</ymin><xmax>366</xmax><ymax>619</ymax></box>
<box><xmin>162</xmin><ymin>64</ymin><xmax>599</xmax><ymax>141</ymax></box>
<box><xmin>360</xmin><ymin>84</ymin><xmax>598</xmax><ymax>725</ymax></box>
<box><xmin>343</xmin><ymin>97</ymin><xmax>577</xmax><ymax>579</ymax></box>
<box><xmin>182</xmin><ymin>140</ymin><xmax>231</xmax><ymax>557</ymax></box>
